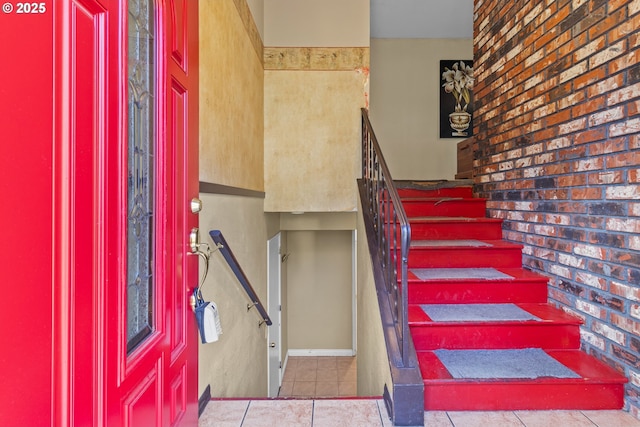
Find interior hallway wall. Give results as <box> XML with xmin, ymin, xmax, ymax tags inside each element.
<box><xmin>263</xmin><ymin>0</ymin><xmax>370</xmax><ymax>212</ymax></box>
<box><xmin>356</xmin><ymin>198</ymin><xmax>393</xmax><ymax>398</ymax></box>
<box><xmin>197</xmin><ymin>193</ymin><xmax>278</xmax><ymax>398</ymax></box>
<box><xmin>264</xmin><ymin>0</ymin><xmax>368</xmax><ymax>47</ymax></box>
<box><xmin>262</xmin><ymin>0</ymin><xmax>368</xmax><ymax>371</ymax></box>
<box><xmin>286</xmin><ymin>230</ymin><xmax>354</xmax><ymax>351</ymax></box>
<box><xmin>198</xmin><ymin>0</ymin><xmax>273</xmax><ymax>398</ymax></box>
<box><xmin>199</xmin><ymin>0</ymin><xmax>264</xmax><ymax>191</ymax></box>
<box><xmin>369</xmin><ymin>38</ymin><xmax>473</xmax><ymax>181</ymax></box>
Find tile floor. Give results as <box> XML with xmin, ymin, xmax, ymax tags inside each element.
<box><xmin>199</xmin><ymin>399</ymin><xmax>390</xmax><ymax>427</ymax></box>
<box><xmin>199</xmin><ymin>399</ymin><xmax>640</xmax><ymax>427</ymax></box>
<box><xmin>200</xmin><ymin>356</ymin><xmax>640</xmax><ymax>426</ymax></box>
<box><xmin>278</xmin><ymin>356</ymin><xmax>357</xmax><ymax>398</ymax></box>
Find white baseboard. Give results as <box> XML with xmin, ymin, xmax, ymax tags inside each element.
<box><xmin>288</xmin><ymin>349</ymin><xmax>356</xmax><ymax>357</ymax></box>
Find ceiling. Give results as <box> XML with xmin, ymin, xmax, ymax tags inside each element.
<box><xmin>371</xmin><ymin>0</ymin><xmax>474</xmax><ymax>39</ymax></box>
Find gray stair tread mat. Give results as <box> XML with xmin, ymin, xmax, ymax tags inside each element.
<box><xmin>411</xmin><ymin>268</ymin><xmax>514</xmax><ymax>281</ymax></box>
<box><xmin>434</xmin><ymin>349</ymin><xmax>581</xmax><ymax>379</ymax></box>
<box><xmin>412</xmin><ymin>239</ymin><xmax>491</xmax><ymax>247</ymax></box>
<box><xmin>420</xmin><ymin>303</ymin><xmax>540</xmax><ymax>322</ymax></box>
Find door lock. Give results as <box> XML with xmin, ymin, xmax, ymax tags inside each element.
<box><xmin>191</xmin><ymin>197</ymin><xmax>203</xmax><ymax>214</ymax></box>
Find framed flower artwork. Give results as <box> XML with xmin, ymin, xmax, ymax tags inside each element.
<box><xmin>440</xmin><ymin>60</ymin><xmax>474</xmax><ymax>139</ymax></box>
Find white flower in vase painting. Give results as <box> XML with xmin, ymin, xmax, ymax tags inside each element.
<box><xmin>442</xmin><ymin>60</ymin><xmax>474</xmax><ymax>112</ymax></box>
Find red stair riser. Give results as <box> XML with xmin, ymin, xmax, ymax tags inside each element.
<box><xmin>408</xmin><ymin>247</ymin><xmax>523</xmax><ymax>268</ymax></box>
<box><xmin>403</xmin><ymin>200</ymin><xmax>486</xmax><ymax>217</ymax></box>
<box><xmin>408</xmin><ymin>282</ymin><xmax>548</xmax><ymax>304</ymax></box>
<box><xmin>398</xmin><ymin>187</ymin><xmax>473</xmax><ymax>198</ymax></box>
<box><xmin>418</xmin><ymin>350</ymin><xmax>625</xmax><ymax>410</ymax></box>
<box><xmin>423</xmin><ymin>383</ymin><xmax>625</xmax><ymax>411</ymax></box>
<box><xmin>408</xmin><ymin>221</ymin><xmax>503</xmax><ymax>240</ymax></box>
<box><xmin>410</xmin><ymin>323</ymin><xmax>580</xmax><ymax>350</ymax></box>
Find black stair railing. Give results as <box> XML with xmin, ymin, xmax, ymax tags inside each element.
<box><xmin>361</xmin><ymin>108</ymin><xmax>412</xmax><ymax>367</ymax></box>
<box><xmin>209</xmin><ymin>230</ymin><xmax>272</xmax><ymax>327</ymax></box>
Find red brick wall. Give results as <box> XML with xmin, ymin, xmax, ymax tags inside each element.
<box><xmin>473</xmin><ymin>0</ymin><xmax>640</xmax><ymax>415</ymax></box>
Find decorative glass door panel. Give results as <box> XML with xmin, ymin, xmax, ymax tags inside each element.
<box><xmin>126</xmin><ymin>0</ymin><xmax>157</xmax><ymax>353</ymax></box>
<box><xmin>97</xmin><ymin>0</ymin><xmax>199</xmax><ymax>424</ymax></box>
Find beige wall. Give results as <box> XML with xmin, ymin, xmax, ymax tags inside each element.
<box><xmin>197</xmin><ymin>0</ymin><xmax>369</xmax><ymax>398</ymax></box>
<box><xmin>279</xmin><ymin>215</ymin><xmax>355</xmax><ymax>358</ymax></box>
<box><xmin>369</xmin><ymin>38</ymin><xmax>473</xmax><ymax>181</ymax></box>
<box><xmin>264</xmin><ymin>0</ymin><xmax>369</xmax><ymax>47</ymax></box>
<box><xmin>199</xmin><ymin>0</ymin><xmax>264</xmax><ymax>191</ymax></box>
<box><xmin>197</xmin><ymin>193</ymin><xmax>278</xmax><ymax>398</ymax></box>
<box><xmin>286</xmin><ymin>230</ymin><xmax>353</xmax><ymax>350</ymax></box>
<box><xmin>198</xmin><ymin>0</ymin><xmax>272</xmax><ymax>398</ymax></box>
<box><xmin>264</xmin><ymin>68</ymin><xmax>367</xmax><ymax>212</ymax></box>
<box><xmin>356</xmin><ymin>199</ymin><xmax>393</xmax><ymax>397</ymax></box>
<box><xmin>263</xmin><ymin>0</ymin><xmax>369</xmax><ymax>213</ymax></box>
<box><xmin>280</xmin><ymin>212</ymin><xmax>356</xmax><ymax>231</ymax></box>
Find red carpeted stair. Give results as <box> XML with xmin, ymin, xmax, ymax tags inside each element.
<box><xmin>399</xmin><ymin>184</ymin><xmax>627</xmax><ymax>411</ymax></box>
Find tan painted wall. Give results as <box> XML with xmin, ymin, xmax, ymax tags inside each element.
<box><xmin>263</xmin><ymin>0</ymin><xmax>369</xmax><ymax>213</ymax></box>
<box><xmin>197</xmin><ymin>0</ymin><xmax>272</xmax><ymax>398</ymax></box>
<box><xmin>197</xmin><ymin>0</ymin><xmax>370</xmax><ymax>398</ymax></box>
<box><xmin>264</xmin><ymin>67</ymin><xmax>368</xmax><ymax>212</ymax></box>
<box><xmin>280</xmin><ymin>212</ymin><xmax>356</xmax><ymax>231</ymax></box>
<box><xmin>369</xmin><ymin>38</ymin><xmax>473</xmax><ymax>181</ymax></box>
<box><xmin>280</xmin><ymin>214</ymin><xmax>355</xmax><ymax>356</ymax></box>
<box><xmin>356</xmin><ymin>198</ymin><xmax>393</xmax><ymax>397</ymax></box>
<box><xmin>286</xmin><ymin>230</ymin><xmax>353</xmax><ymax>350</ymax></box>
<box><xmin>197</xmin><ymin>193</ymin><xmax>278</xmax><ymax>398</ymax></box>
<box><xmin>199</xmin><ymin>0</ymin><xmax>264</xmax><ymax>191</ymax></box>
<box><xmin>264</xmin><ymin>0</ymin><xmax>369</xmax><ymax>47</ymax></box>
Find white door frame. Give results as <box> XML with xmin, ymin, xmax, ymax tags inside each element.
<box><xmin>352</xmin><ymin>230</ymin><xmax>358</xmax><ymax>354</ymax></box>
<box><xmin>267</xmin><ymin>233</ymin><xmax>283</xmax><ymax>397</ymax></box>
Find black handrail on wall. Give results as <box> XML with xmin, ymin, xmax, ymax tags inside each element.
<box><xmin>209</xmin><ymin>230</ymin><xmax>272</xmax><ymax>327</ymax></box>
<box><xmin>360</xmin><ymin>108</ymin><xmax>412</xmax><ymax>368</ymax></box>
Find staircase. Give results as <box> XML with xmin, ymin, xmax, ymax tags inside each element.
<box><xmin>398</xmin><ymin>183</ymin><xmax>628</xmax><ymax>411</ymax></box>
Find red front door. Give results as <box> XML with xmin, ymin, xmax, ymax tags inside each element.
<box><xmin>52</xmin><ymin>1</ymin><xmax>199</xmax><ymax>426</ymax></box>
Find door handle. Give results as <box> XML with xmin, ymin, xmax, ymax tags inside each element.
<box><xmin>189</xmin><ymin>228</ymin><xmax>212</xmax><ymax>297</ymax></box>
